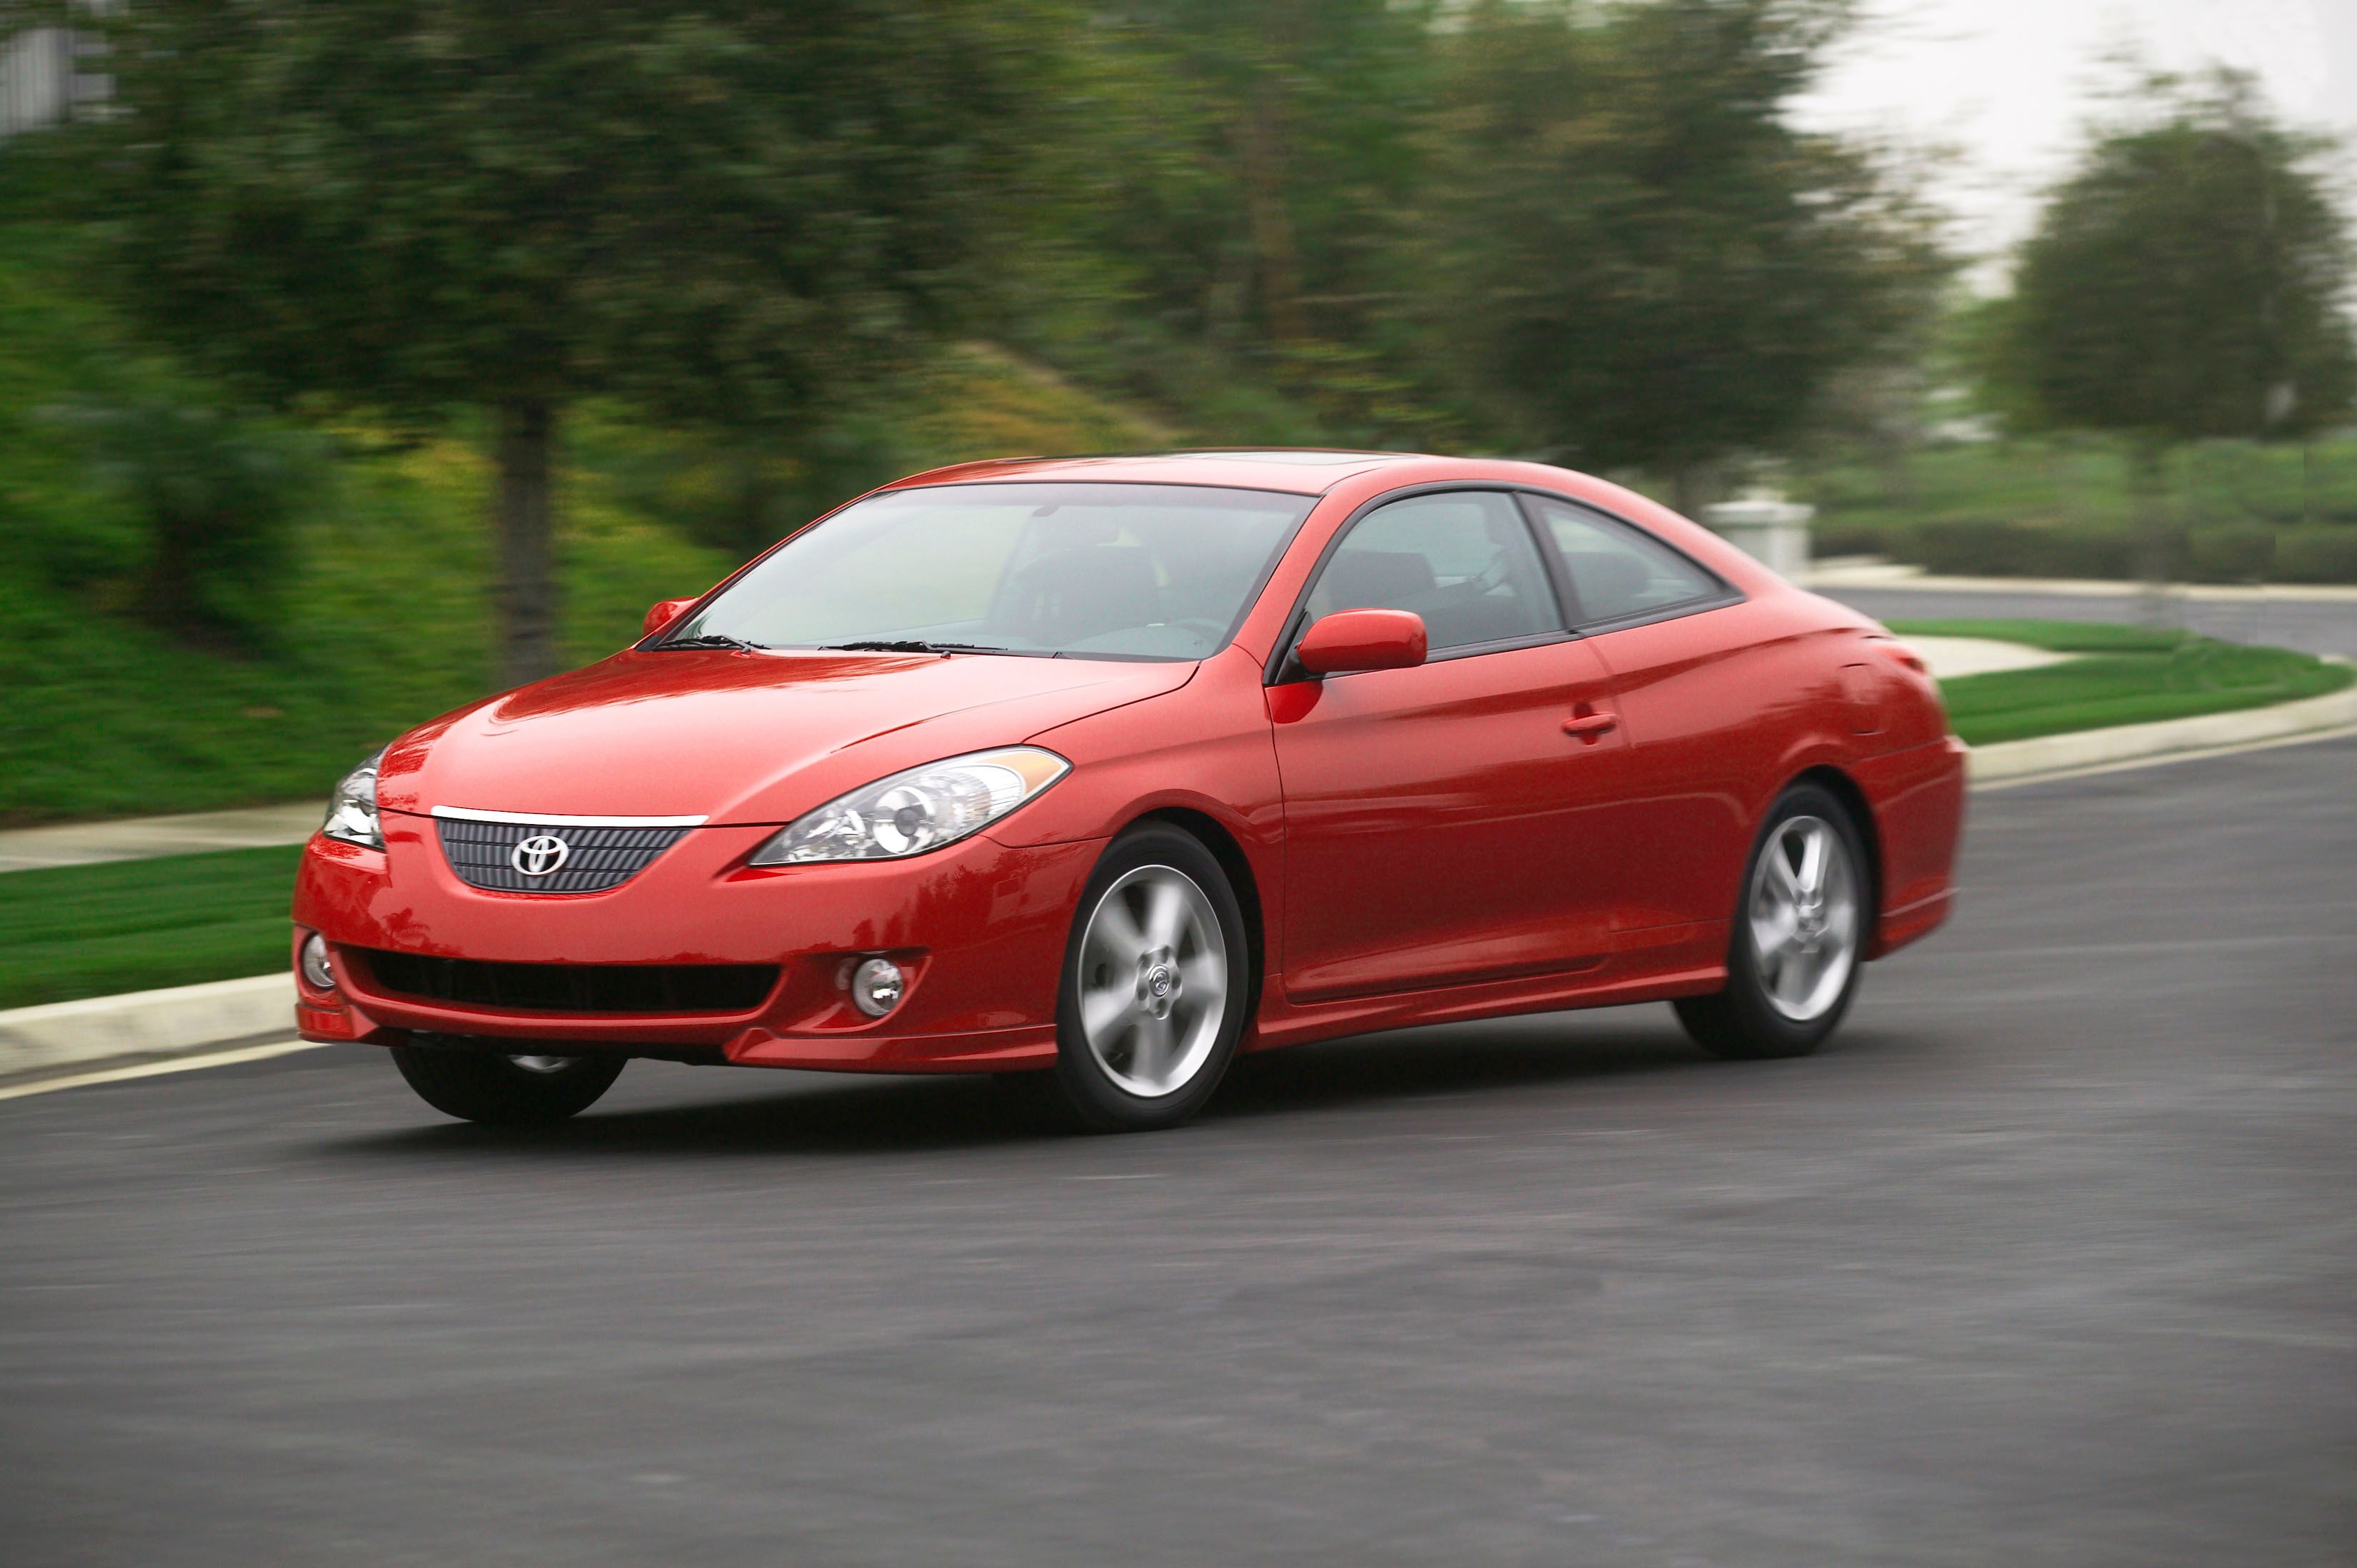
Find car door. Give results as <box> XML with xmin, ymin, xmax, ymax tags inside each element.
<box><xmin>1268</xmin><ymin>488</ymin><xmax>1633</xmax><ymax>1002</ymax></box>
<box><xmin>1521</xmin><ymin>493</ymin><xmax>1757</xmax><ymax>936</ymax></box>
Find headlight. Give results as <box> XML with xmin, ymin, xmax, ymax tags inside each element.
<box><xmin>321</xmin><ymin>748</ymin><xmax>386</xmax><ymax>850</ymax></box>
<box><xmin>751</xmin><ymin>747</ymin><xmax>1069</xmax><ymax>865</ymax></box>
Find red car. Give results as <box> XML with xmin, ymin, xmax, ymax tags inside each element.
<box><xmin>292</xmin><ymin>452</ymin><xmax>1965</xmax><ymax>1131</ymax></box>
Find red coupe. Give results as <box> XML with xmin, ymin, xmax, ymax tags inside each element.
<box><xmin>292</xmin><ymin>452</ymin><xmax>1965</xmax><ymax>1130</ymax></box>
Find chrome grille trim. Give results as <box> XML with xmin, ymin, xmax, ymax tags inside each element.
<box><xmin>430</xmin><ymin>805</ymin><xmax>707</xmax><ymax>828</ymax></box>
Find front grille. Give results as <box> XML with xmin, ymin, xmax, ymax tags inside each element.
<box><xmin>357</xmin><ymin>950</ymin><xmax>778</xmax><ymax>1015</ymax></box>
<box><xmin>435</xmin><ymin>815</ymin><xmax>690</xmax><ymax>894</ymax></box>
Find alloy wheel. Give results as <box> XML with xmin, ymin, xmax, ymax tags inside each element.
<box><xmin>1746</xmin><ymin>813</ymin><xmax>1861</xmax><ymax>1022</ymax></box>
<box><xmin>1075</xmin><ymin>864</ymin><xmax>1230</xmax><ymax>1098</ymax></box>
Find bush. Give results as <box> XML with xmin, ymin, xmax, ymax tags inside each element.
<box><xmin>2275</xmin><ymin>526</ymin><xmax>2357</xmax><ymax>584</ymax></box>
<box><xmin>1808</xmin><ymin>521</ymin><xmax>1892</xmax><ymax>558</ymax></box>
<box><xmin>2184</xmin><ymin>523</ymin><xmax>2276</xmax><ymax>583</ymax></box>
<box><xmin>1912</xmin><ymin>518</ymin><xmax>2141</xmax><ymax>579</ymax></box>
<box><xmin>50</xmin><ymin>401</ymin><xmax>317</xmax><ymax>653</ymax></box>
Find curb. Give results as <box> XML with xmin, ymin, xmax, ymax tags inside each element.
<box><xmin>0</xmin><ymin>973</ymin><xmax>296</xmax><ymax>1086</ymax></box>
<box><xmin>1966</xmin><ymin>675</ymin><xmax>2357</xmax><ymax>783</ymax></box>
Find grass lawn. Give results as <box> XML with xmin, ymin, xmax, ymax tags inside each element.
<box><xmin>1888</xmin><ymin>619</ymin><xmax>2355</xmax><ymax>747</ymax></box>
<box><xmin>0</xmin><ymin>845</ymin><xmax>300</xmax><ymax>1010</ymax></box>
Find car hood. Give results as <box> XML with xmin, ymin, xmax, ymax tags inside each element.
<box><xmin>378</xmin><ymin>650</ymin><xmax>1193</xmax><ymax>825</ymax></box>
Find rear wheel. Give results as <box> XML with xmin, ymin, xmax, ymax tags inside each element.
<box><xmin>1676</xmin><ymin>783</ymin><xmax>1869</xmax><ymax>1061</ymax></box>
<box><xmin>389</xmin><ymin>1043</ymin><xmax>626</xmax><ymax>1125</ymax></box>
<box><xmin>1049</xmin><ymin>825</ymin><xmax>1250</xmax><ymax>1132</ymax></box>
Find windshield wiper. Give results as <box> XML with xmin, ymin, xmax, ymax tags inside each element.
<box><xmin>819</xmin><ymin>639</ymin><xmax>1022</xmax><ymax>655</ymax></box>
<box><xmin>656</xmin><ymin>633</ymin><xmax>766</xmax><ymax>652</ymax></box>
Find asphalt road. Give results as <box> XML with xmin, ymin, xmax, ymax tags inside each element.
<box><xmin>4</xmin><ymin>738</ymin><xmax>2354</xmax><ymax>1567</ymax></box>
<box><xmin>1824</xmin><ymin>586</ymin><xmax>2357</xmax><ymax>660</ymax></box>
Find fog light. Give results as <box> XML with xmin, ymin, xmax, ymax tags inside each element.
<box><xmin>299</xmin><ymin>933</ymin><xmax>336</xmax><ymax>992</ymax></box>
<box><xmin>849</xmin><ymin>957</ymin><xmax>904</xmax><ymax>1018</ymax></box>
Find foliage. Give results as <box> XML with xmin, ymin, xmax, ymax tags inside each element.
<box><xmin>1414</xmin><ymin>0</ymin><xmax>1949</xmax><ymax>505</ymax></box>
<box><xmin>1993</xmin><ymin>71</ymin><xmax>2356</xmax><ymax>448</ymax></box>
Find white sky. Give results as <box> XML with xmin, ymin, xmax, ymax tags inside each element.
<box><xmin>1791</xmin><ymin>0</ymin><xmax>2357</xmax><ymax>283</ymax></box>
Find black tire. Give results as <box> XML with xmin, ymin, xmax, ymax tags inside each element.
<box><xmin>389</xmin><ymin>1043</ymin><xmax>626</xmax><ymax>1125</ymax></box>
<box><xmin>1675</xmin><ymin>782</ymin><xmax>1871</xmax><ymax>1061</ymax></box>
<box><xmin>1049</xmin><ymin>824</ymin><xmax>1251</xmax><ymax>1133</ymax></box>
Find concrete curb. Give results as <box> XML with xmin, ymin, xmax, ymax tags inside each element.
<box><xmin>0</xmin><ymin>974</ymin><xmax>295</xmax><ymax>1085</ymax></box>
<box><xmin>6</xmin><ymin>677</ymin><xmax>2353</xmax><ymax>1089</ymax></box>
<box><xmin>1966</xmin><ymin>674</ymin><xmax>2357</xmax><ymax>783</ymax></box>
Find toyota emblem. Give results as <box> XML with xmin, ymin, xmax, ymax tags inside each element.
<box><xmin>511</xmin><ymin>833</ymin><xmax>571</xmax><ymax>877</ymax></box>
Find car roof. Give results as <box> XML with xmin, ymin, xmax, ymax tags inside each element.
<box><xmin>878</xmin><ymin>450</ymin><xmax>1461</xmax><ymax>497</ymax></box>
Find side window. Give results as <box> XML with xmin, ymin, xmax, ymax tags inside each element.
<box><xmin>1306</xmin><ymin>491</ymin><xmax>1556</xmax><ymax>653</ymax></box>
<box><xmin>1531</xmin><ymin>498</ymin><xmax>1723</xmax><ymax>625</ymax></box>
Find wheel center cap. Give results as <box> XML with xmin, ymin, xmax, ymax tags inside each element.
<box><xmin>1147</xmin><ymin>965</ymin><xmax>1174</xmax><ymax>999</ymax></box>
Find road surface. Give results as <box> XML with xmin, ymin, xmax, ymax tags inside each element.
<box><xmin>3</xmin><ymin>738</ymin><xmax>2353</xmax><ymax>1566</ymax></box>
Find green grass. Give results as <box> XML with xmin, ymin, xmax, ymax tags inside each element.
<box><xmin>0</xmin><ymin>845</ymin><xmax>301</xmax><ymax>1010</ymax></box>
<box><xmin>1888</xmin><ymin>619</ymin><xmax>2355</xmax><ymax>747</ymax></box>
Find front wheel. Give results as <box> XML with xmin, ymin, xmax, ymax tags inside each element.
<box><xmin>389</xmin><ymin>1044</ymin><xmax>626</xmax><ymax>1125</ymax></box>
<box><xmin>1049</xmin><ymin>825</ymin><xmax>1251</xmax><ymax>1132</ymax></box>
<box><xmin>1676</xmin><ymin>783</ymin><xmax>1870</xmax><ymax>1061</ymax></box>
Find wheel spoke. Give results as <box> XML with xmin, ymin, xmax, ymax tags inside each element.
<box><xmin>1129</xmin><ymin>1012</ymin><xmax>1172</xmax><ymax>1085</ymax></box>
<box><xmin>1176</xmin><ymin>946</ymin><xmax>1226</xmax><ymax>997</ymax></box>
<box><xmin>1765</xmin><ymin>839</ymin><xmax>1804</xmax><ymax>903</ymax></box>
<box><xmin>1081</xmin><ymin>984</ymin><xmax>1134</xmax><ymax>1041</ymax></box>
<box><xmin>1794</xmin><ymin>825</ymin><xmax>1828</xmax><ymax>900</ymax></box>
<box><xmin>1090</xmin><ymin>892</ymin><xmax>1147</xmax><ymax>962</ymax></box>
<box><xmin>1751</xmin><ymin>903</ymin><xmax>1798</xmax><ymax>960</ymax></box>
<box><xmin>1141</xmin><ymin>880</ymin><xmax>1188</xmax><ymax>953</ymax></box>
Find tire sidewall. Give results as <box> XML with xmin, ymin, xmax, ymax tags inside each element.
<box><xmin>1724</xmin><ymin>783</ymin><xmax>1871</xmax><ymax>1054</ymax></box>
<box><xmin>1053</xmin><ymin>825</ymin><xmax>1251</xmax><ymax>1132</ymax></box>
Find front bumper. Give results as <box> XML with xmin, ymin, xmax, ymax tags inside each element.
<box><xmin>291</xmin><ymin>810</ymin><xmax>1101</xmax><ymax>1072</ymax></box>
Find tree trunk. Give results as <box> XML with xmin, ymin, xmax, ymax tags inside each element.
<box><xmin>1671</xmin><ymin>461</ymin><xmax>1713</xmax><ymax>521</ymax></box>
<box><xmin>1236</xmin><ymin>84</ymin><xmax>1305</xmax><ymax>348</ymax></box>
<box><xmin>2129</xmin><ymin>439</ymin><xmax>2174</xmax><ymax>627</ymax></box>
<box><xmin>494</xmin><ymin>398</ymin><xmax>559</xmax><ymax>688</ymax></box>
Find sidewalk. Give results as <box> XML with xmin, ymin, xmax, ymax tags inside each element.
<box><xmin>0</xmin><ymin>803</ymin><xmax>321</xmax><ymax>873</ymax></box>
<box><xmin>1802</xmin><ymin>557</ymin><xmax>2357</xmax><ymax>600</ymax></box>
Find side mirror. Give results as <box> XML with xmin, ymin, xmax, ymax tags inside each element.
<box><xmin>642</xmin><ymin>597</ymin><xmax>699</xmax><ymax>639</ymax></box>
<box><xmin>1295</xmin><ymin>608</ymin><xmax>1427</xmax><ymax>676</ymax></box>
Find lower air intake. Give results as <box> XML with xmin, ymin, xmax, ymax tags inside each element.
<box><xmin>356</xmin><ymin>950</ymin><xmax>778</xmax><ymax>1015</ymax></box>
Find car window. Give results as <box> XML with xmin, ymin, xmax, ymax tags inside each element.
<box><xmin>1306</xmin><ymin>491</ymin><xmax>1556</xmax><ymax>653</ymax></box>
<box><xmin>669</xmin><ymin>483</ymin><xmax>1313</xmax><ymax>660</ymax></box>
<box><xmin>1529</xmin><ymin>498</ymin><xmax>1723</xmax><ymax>625</ymax></box>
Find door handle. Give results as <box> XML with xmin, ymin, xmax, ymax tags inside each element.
<box><xmin>1562</xmin><ymin>710</ymin><xmax>1618</xmax><ymax>740</ymax></box>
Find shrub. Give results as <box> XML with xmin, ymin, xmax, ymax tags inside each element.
<box><xmin>1912</xmin><ymin>518</ymin><xmax>2141</xmax><ymax>579</ymax></box>
<box><xmin>2184</xmin><ymin>524</ymin><xmax>2277</xmax><ymax>582</ymax></box>
<box><xmin>51</xmin><ymin>401</ymin><xmax>316</xmax><ymax>653</ymax></box>
<box><xmin>2275</xmin><ymin>526</ymin><xmax>2357</xmax><ymax>583</ymax></box>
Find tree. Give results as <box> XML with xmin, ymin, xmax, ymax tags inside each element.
<box><xmin>1996</xmin><ymin>70</ymin><xmax>2355</xmax><ymax>572</ymax></box>
<box><xmin>1004</xmin><ymin>1</ymin><xmax>1448</xmax><ymax>443</ymax></box>
<box><xmin>84</xmin><ymin>2</ymin><xmax>1054</xmax><ymax>684</ymax></box>
<box><xmin>1416</xmin><ymin>0</ymin><xmax>1948</xmax><ymax>513</ymax></box>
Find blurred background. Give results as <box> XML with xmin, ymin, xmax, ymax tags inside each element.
<box><xmin>0</xmin><ymin>0</ymin><xmax>2350</xmax><ymax>833</ymax></box>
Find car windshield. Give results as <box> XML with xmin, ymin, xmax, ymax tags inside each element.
<box><xmin>664</xmin><ymin>482</ymin><xmax>1316</xmax><ymax>660</ymax></box>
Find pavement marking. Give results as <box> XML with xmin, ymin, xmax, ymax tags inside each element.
<box><xmin>0</xmin><ymin>1038</ymin><xmax>329</xmax><ymax>1102</ymax></box>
